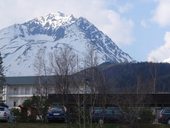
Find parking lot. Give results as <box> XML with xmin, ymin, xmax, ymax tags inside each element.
<box><xmin>1</xmin><ymin>101</ymin><xmax>170</xmax><ymax>128</ymax></box>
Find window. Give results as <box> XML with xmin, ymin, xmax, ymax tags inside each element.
<box><xmin>13</xmin><ymin>88</ymin><xmax>18</xmax><ymax>95</ymax></box>
<box><xmin>25</xmin><ymin>88</ymin><xmax>30</xmax><ymax>94</ymax></box>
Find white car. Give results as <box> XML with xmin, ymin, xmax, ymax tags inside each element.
<box><xmin>0</xmin><ymin>106</ymin><xmax>11</xmax><ymax>122</ymax></box>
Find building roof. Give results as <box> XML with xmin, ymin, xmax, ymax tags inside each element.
<box><xmin>6</xmin><ymin>76</ymin><xmax>37</xmax><ymax>85</ymax></box>
<box><xmin>6</xmin><ymin>76</ymin><xmax>56</xmax><ymax>85</ymax></box>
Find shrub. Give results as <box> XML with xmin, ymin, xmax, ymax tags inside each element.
<box><xmin>138</xmin><ymin>108</ymin><xmax>155</xmax><ymax>123</ymax></box>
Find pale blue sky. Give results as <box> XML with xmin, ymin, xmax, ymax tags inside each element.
<box><xmin>0</xmin><ymin>0</ymin><xmax>170</xmax><ymax>62</ymax></box>
<box><xmin>117</xmin><ymin>0</ymin><xmax>164</xmax><ymax>61</ymax></box>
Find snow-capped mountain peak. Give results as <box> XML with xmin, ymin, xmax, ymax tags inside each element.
<box><xmin>0</xmin><ymin>12</ymin><xmax>134</xmax><ymax>76</ymax></box>
<box><xmin>26</xmin><ymin>12</ymin><xmax>76</xmax><ymax>29</ymax></box>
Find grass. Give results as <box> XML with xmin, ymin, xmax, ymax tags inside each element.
<box><xmin>0</xmin><ymin>123</ymin><xmax>169</xmax><ymax>128</ymax></box>
<box><xmin>0</xmin><ymin>123</ymin><xmax>67</xmax><ymax>128</ymax></box>
<box><xmin>0</xmin><ymin>123</ymin><xmax>122</xmax><ymax>128</ymax></box>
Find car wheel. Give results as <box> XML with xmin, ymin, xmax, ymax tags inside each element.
<box><xmin>167</xmin><ymin>119</ymin><xmax>170</xmax><ymax>125</ymax></box>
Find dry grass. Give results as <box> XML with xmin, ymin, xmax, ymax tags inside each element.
<box><xmin>0</xmin><ymin>123</ymin><xmax>169</xmax><ymax>128</ymax></box>
<box><xmin>0</xmin><ymin>123</ymin><xmax>67</xmax><ymax>128</ymax></box>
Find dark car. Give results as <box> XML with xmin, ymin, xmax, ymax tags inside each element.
<box><xmin>91</xmin><ymin>107</ymin><xmax>124</xmax><ymax>123</ymax></box>
<box><xmin>158</xmin><ymin>108</ymin><xmax>170</xmax><ymax>124</ymax></box>
<box><xmin>47</xmin><ymin>107</ymin><xmax>66</xmax><ymax>122</ymax></box>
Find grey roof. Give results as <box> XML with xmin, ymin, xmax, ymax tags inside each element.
<box><xmin>6</xmin><ymin>76</ymin><xmax>37</xmax><ymax>85</ymax></box>
<box><xmin>6</xmin><ymin>76</ymin><xmax>57</xmax><ymax>85</ymax></box>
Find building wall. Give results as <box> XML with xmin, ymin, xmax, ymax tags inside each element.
<box><xmin>4</xmin><ymin>84</ymin><xmax>56</xmax><ymax>108</ymax></box>
<box><xmin>4</xmin><ymin>84</ymin><xmax>35</xmax><ymax>108</ymax></box>
<box><xmin>2</xmin><ymin>85</ymin><xmax>8</xmax><ymax>104</ymax></box>
<box><xmin>0</xmin><ymin>86</ymin><xmax>4</xmax><ymax>102</ymax></box>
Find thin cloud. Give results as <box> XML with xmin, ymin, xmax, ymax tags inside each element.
<box><xmin>140</xmin><ymin>20</ymin><xmax>148</xmax><ymax>28</ymax></box>
<box><xmin>0</xmin><ymin>0</ymin><xmax>134</xmax><ymax>45</ymax></box>
<box><xmin>152</xmin><ymin>0</ymin><xmax>170</xmax><ymax>27</ymax></box>
<box><xmin>118</xmin><ymin>3</ymin><xmax>133</xmax><ymax>14</ymax></box>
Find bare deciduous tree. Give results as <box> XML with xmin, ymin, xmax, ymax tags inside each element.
<box><xmin>49</xmin><ymin>45</ymin><xmax>77</xmax><ymax>95</ymax></box>
<box><xmin>49</xmin><ymin>45</ymin><xmax>77</xmax><ymax>128</ymax></box>
<box><xmin>34</xmin><ymin>44</ymin><xmax>106</xmax><ymax>127</ymax></box>
<box><xmin>76</xmin><ymin>45</ymin><xmax>106</xmax><ymax>128</ymax></box>
<box><xmin>33</xmin><ymin>48</ymin><xmax>50</xmax><ymax>122</ymax></box>
<box><xmin>112</xmin><ymin>75</ymin><xmax>154</xmax><ymax>128</ymax></box>
<box><xmin>34</xmin><ymin>48</ymin><xmax>50</xmax><ymax>97</ymax></box>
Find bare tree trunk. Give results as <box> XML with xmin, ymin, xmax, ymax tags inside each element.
<box><xmin>49</xmin><ymin>45</ymin><xmax>77</xmax><ymax>128</ymax></box>
<box><xmin>34</xmin><ymin>48</ymin><xmax>50</xmax><ymax>122</ymax></box>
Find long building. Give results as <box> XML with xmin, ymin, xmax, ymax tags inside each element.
<box><xmin>3</xmin><ymin>76</ymin><xmax>170</xmax><ymax>108</ymax></box>
<box><xmin>3</xmin><ymin>76</ymin><xmax>56</xmax><ymax>108</ymax></box>
<box><xmin>3</xmin><ymin>76</ymin><xmax>89</xmax><ymax>108</ymax></box>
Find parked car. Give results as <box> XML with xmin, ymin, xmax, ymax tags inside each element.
<box><xmin>0</xmin><ymin>106</ymin><xmax>11</xmax><ymax>122</ymax></box>
<box><xmin>90</xmin><ymin>106</ymin><xmax>124</xmax><ymax>123</ymax></box>
<box><xmin>47</xmin><ymin>106</ymin><xmax>67</xmax><ymax>122</ymax></box>
<box><xmin>158</xmin><ymin>107</ymin><xmax>170</xmax><ymax>124</ymax></box>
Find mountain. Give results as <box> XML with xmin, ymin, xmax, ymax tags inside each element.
<box><xmin>0</xmin><ymin>12</ymin><xmax>134</xmax><ymax>76</ymax></box>
<box><xmin>73</xmin><ymin>62</ymin><xmax>170</xmax><ymax>93</ymax></box>
<box><xmin>98</xmin><ymin>62</ymin><xmax>170</xmax><ymax>93</ymax></box>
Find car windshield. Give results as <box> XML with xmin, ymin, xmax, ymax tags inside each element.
<box><xmin>51</xmin><ymin>107</ymin><xmax>63</xmax><ymax>112</ymax></box>
<box><xmin>164</xmin><ymin>108</ymin><xmax>170</xmax><ymax>113</ymax></box>
<box><xmin>94</xmin><ymin>109</ymin><xmax>103</xmax><ymax>114</ymax></box>
<box><xmin>107</xmin><ymin>107</ymin><xmax>122</xmax><ymax>114</ymax></box>
<box><xmin>105</xmin><ymin>109</ymin><xmax>113</xmax><ymax>115</ymax></box>
<box><xmin>107</xmin><ymin>107</ymin><xmax>120</xmax><ymax>110</ymax></box>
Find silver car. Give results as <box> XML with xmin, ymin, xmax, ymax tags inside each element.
<box><xmin>0</xmin><ymin>106</ymin><xmax>11</xmax><ymax>122</ymax></box>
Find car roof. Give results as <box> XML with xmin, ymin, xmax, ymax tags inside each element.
<box><xmin>0</xmin><ymin>107</ymin><xmax>5</xmax><ymax>110</ymax></box>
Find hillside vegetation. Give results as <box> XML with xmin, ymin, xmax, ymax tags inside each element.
<box><xmin>98</xmin><ymin>62</ymin><xmax>170</xmax><ymax>93</ymax></box>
